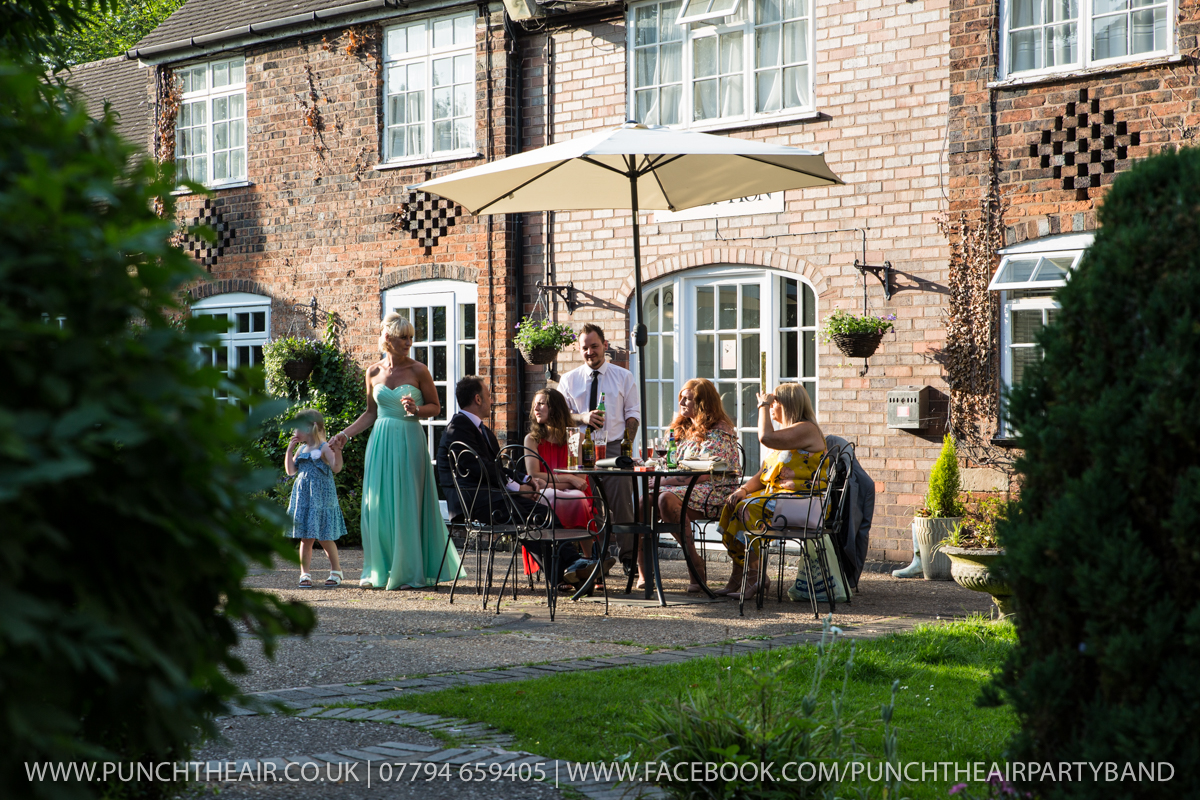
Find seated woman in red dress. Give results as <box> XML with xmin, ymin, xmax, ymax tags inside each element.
<box><xmin>523</xmin><ymin>388</ymin><xmax>597</xmax><ymax>541</ymax></box>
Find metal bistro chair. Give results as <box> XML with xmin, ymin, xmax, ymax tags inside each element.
<box><xmin>689</xmin><ymin>435</ymin><xmax>748</xmax><ymax>582</ymax></box>
<box><xmin>443</xmin><ymin>441</ymin><xmax>522</xmax><ymax>611</ymax></box>
<box><xmin>738</xmin><ymin>443</ymin><xmax>855</xmax><ymax>617</ymax></box>
<box><xmin>490</xmin><ymin>445</ymin><xmax>609</xmax><ymax>620</ymax></box>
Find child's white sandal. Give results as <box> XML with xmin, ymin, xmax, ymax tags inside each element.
<box><xmin>324</xmin><ymin>570</ymin><xmax>343</xmax><ymax>587</ymax></box>
<box><xmin>298</xmin><ymin>572</ymin><xmax>313</xmax><ymax>588</ymax></box>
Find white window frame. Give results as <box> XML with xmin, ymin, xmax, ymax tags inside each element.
<box><xmin>191</xmin><ymin>292</ymin><xmax>270</xmax><ymax>401</ymax></box>
<box><xmin>381</xmin><ymin>279</ymin><xmax>478</xmax><ymax>462</ymax></box>
<box><xmin>382</xmin><ymin>12</ymin><xmax>477</xmax><ymax>165</ymax></box>
<box><xmin>999</xmin><ymin>0</ymin><xmax>1174</xmax><ymax>79</ymax></box>
<box><xmin>175</xmin><ymin>56</ymin><xmax>247</xmax><ymax>187</ymax></box>
<box><xmin>634</xmin><ymin>266</ymin><xmax>819</xmax><ymax>473</ymax></box>
<box><xmin>628</xmin><ymin>0</ymin><xmax>816</xmax><ymax>130</ymax></box>
<box><xmin>991</xmin><ymin>234</ymin><xmax>1091</xmax><ymax>434</ymax></box>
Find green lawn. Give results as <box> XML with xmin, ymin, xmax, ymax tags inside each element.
<box><xmin>372</xmin><ymin>620</ymin><xmax>1017</xmax><ymax>799</ymax></box>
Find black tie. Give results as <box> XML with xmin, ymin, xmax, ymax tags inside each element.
<box><xmin>588</xmin><ymin>370</ymin><xmax>601</xmax><ymax>411</ymax></box>
<box><xmin>479</xmin><ymin>423</ymin><xmax>495</xmax><ymax>456</ymax></box>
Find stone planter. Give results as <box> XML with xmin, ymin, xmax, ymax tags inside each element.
<box><xmin>940</xmin><ymin>546</ymin><xmax>1013</xmax><ymax>618</ymax></box>
<box><xmin>913</xmin><ymin>516</ymin><xmax>958</xmax><ymax>580</ymax></box>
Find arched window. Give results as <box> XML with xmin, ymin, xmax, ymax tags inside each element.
<box><xmin>191</xmin><ymin>291</ymin><xmax>270</xmax><ymax>401</ymax></box>
<box><xmin>636</xmin><ymin>266</ymin><xmax>818</xmax><ymax>471</ymax></box>
<box><xmin>382</xmin><ymin>279</ymin><xmax>478</xmax><ymax>461</ymax></box>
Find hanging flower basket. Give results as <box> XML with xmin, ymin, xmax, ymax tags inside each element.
<box><xmin>518</xmin><ymin>342</ymin><xmax>560</xmax><ymax>366</ymax></box>
<box><xmin>283</xmin><ymin>357</ymin><xmax>316</xmax><ymax>381</ymax></box>
<box><xmin>831</xmin><ymin>331</ymin><xmax>885</xmax><ymax>359</ymax></box>
<box><xmin>514</xmin><ymin>316</ymin><xmax>576</xmax><ymax>366</ymax></box>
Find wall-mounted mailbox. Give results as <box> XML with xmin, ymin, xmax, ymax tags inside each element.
<box><xmin>887</xmin><ymin>386</ymin><xmax>931</xmax><ymax>430</ymax></box>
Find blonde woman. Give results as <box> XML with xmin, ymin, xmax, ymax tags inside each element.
<box><xmin>716</xmin><ymin>383</ymin><xmax>827</xmax><ymax>599</ymax></box>
<box><xmin>333</xmin><ymin>313</ymin><xmax>464</xmax><ymax>590</ymax></box>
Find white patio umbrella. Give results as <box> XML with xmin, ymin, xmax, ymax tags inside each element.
<box><xmin>413</xmin><ymin>121</ymin><xmax>843</xmax><ymax>455</ymax></box>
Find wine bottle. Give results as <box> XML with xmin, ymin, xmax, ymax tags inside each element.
<box><xmin>620</xmin><ymin>428</ymin><xmax>633</xmax><ymax>459</ymax></box>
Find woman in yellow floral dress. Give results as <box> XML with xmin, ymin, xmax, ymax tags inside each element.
<box><xmin>716</xmin><ymin>383</ymin><xmax>827</xmax><ymax>599</ymax></box>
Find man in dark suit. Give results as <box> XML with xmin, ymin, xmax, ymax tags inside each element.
<box><xmin>436</xmin><ymin>375</ymin><xmax>547</xmax><ymax>524</ymax></box>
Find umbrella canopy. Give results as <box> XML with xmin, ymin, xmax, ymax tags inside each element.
<box><xmin>414</xmin><ymin>122</ymin><xmax>842</xmax><ymax>215</ymax></box>
<box><xmin>413</xmin><ymin>122</ymin><xmax>843</xmax><ymax>455</ymax></box>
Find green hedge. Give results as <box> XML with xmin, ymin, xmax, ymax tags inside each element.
<box><xmin>256</xmin><ymin>326</ymin><xmax>367</xmax><ymax>546</ymax></box>
<box><xmin>998</xmin><ymin>146</ymin><xmax>1200</xmax><ymax>796</ymax></box>
<box><xmin>0</xmin><ymin>56</ymin><xmax>314</xmax><ymax>799</ymax></box>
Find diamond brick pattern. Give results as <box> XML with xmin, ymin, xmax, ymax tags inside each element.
<box><xmin>183</xmin><ymin>197</ymin><xmax>236</xmax><ymax>270</ymax></box>
<box><xmin>398</xmin><ymin>190</ymin><xmax>461</xmax><ymax>250</ymax></box>
<box><xmin>1027</xmin><ymin>88</ymin><xmax>1141</xmax><ymax>196</ymax></box>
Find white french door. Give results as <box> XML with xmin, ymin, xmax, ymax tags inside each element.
<box><xmin>383</xmin><ymin>280</ymin><xmax>478</xmax><ymax>461</ymax></box>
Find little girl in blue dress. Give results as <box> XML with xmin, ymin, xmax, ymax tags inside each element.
<box><xmin>285</xmin><ymin>408</ymin><xmax>347</xmax><ymax>587</ymax></box>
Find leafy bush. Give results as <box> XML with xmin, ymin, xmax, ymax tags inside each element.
<box><xmin>631</xmin><ymin>620</ymin><xmax>905</xmax><ymax>800</ymax></box>
<box><xmin>919</xmin><ymin>434</ymin><xmax>964</xmax><ymax>518</ymax></box>
<box><xmin>820</xmin><ymin>309</ymin><xmax>896</xmax><ymax>339</ymax></box>
<box><xmin>0</xmin><ymin>57</ymin><xmax>314</xmax><ymax>799</ymax></box>
<box><xmin>946</xmin><ymin>497</ymin><xmax>1010</xmax><ymax>549</ymax></box>
<box><xmin>514</xmin><ymin>315</ymin><xmax>577</xmax><ymax>351</ymax></box>
<box><xmin>997</xmin><ymin>147</ymin><xmax>1200</xmax><ymax>795</ymax></box>
<box><xmin>257</xmin><ymin>324</ymin><xmax>367</xmax><ymax>546</ymax></box>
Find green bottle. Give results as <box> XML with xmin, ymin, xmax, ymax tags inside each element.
<box><xmin>666</xmin><ymin>428</ymin><xmax>677</xmax><ymax>468</ymax></box>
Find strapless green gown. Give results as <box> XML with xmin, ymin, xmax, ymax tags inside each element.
<box><xmin>360</xmin><ymin>384</ymin><xmax>464</xmax><ymax>589</ymax></box>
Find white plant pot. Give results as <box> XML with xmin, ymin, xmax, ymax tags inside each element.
<box><xmin>913</xmin><ymin>517</ymin><xmax>959</xmax><ymax>580</ymax></box>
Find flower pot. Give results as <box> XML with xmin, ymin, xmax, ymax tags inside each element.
<box><xmin>831</xmin><ymin>331</ymin><xmax>884</xmax><ymax>359</ymax></box>
<box><xmin>283</xmin><ymin>357</ymin><xmax>316</xmax><ymax>381</ymax></box>
<box><xmin>940</xmin><ymin>546</ymin><xmax>1014</xmax><ymax>618</ymax></box>
<box><xmin>913</xmin><ymin>516</ymin><xmax>958</xmax><ymax>580</ymax></box>
<box><xmin>518</xmin><ymin>342</ymin><xmax>560</xmax><ymax>366</ymax></box>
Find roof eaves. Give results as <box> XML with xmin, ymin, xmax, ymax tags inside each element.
<box><xmin>126</xmin><ymin>0</ymin><xmax>413</xmax><ymax>62</ymax></box>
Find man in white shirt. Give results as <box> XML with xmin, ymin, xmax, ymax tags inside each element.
<box><xmin>557</xmin><ymin>324</ymin><xmax>640</xmax><ymax>562</ymax></box>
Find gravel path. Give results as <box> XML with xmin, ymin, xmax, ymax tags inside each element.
<box><xmin>192</xmin><ymin>716</ymin><xmax>444</xmax><ymax>762</ymax></box>
<box><xmin>235</xmin><ymin>548</ymin><xmax>992</xmax><ymax>693</ymax></box>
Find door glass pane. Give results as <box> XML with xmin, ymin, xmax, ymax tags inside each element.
<box><xmin>647</xmin><ymin>336</ymin><xmax>660</xmax><ymax>379</ymax></box>
<box><xmin>742</xmin><ymin>333</ymin><xmax>760</xmax><ymax>377</ymax></box>
<box><xmin>664</xmin><ymin>285</ymin><xmax>675</xmax><ymax>327</ymax></box>
<box><xmin>432</xmin><ymin>306</ymin><xmax>447</xmax><ymax>341</ymax></box>
<box><xmin>432</xmin><ymin>345</ymin><xmax>447</xmax><ymax>381</ymax></box>
<box><xmin>802</xmin><ymin>283</ymin><xmax>815</xmax><ymax>327</ymax></box>
<box><xmin>462</xmin><ymin>344</ymin><xmax>476</xmax><ymax>375</ymax></box>
<box><xmin>662</xmin><ymin>334</ymin><xmax>674</xmax><ymax>378</ymax></box>
<box><xmin>782</xmin><ymin>330</ymin><xmax>798</xmax><ymax>378</ymax></box>
<box><xmin>742</xmin><ymin>284</ymin><xmax>760</xmax><ymax>328</ymax></box>
<box><xmin>718</xmin><ymin>334</ymin><xmax>737</xmax><ymax>379</ymax></box>
<box><xmin>647</xmin><ymin>382</ymin><xmax>660</xmax><ymax>430</ymax></box>
<box><xmin>719</xmin><ymin>286</ymin><xmax>737</xmax><ymax>329</ymax></box>
<box><xmin>462</xmin><ymin>304</ymin><xmax>476</xmax><ymax>339</ymax></box>
<box><xmin>697</xmin><ymin>334</ymin><xmax>715</xmax><ymax>377</ymax></box>
<box><xmin>742</xmin><ymin>432</ymin><xmax>760</xmax><ymax>477</ymax></box>
<box><xmin>717</xmin><ymin>382</ymin><xmax>737</xmax><ymax>422</ymax></box>
<box><xmin>741</xmin><ymin>383</ymin><xmax>758</xmax><ymax>426</ymax></box>
<box><xmin>413</xmin><ymin>346</ymin><xmax>428</xmax><ymax>364</ymax></box>
<box><xmin>414</xmin><ymin>307</ymin><xmax>429</xmax><ymax>341</ymax></box>
<box><xmin>803</xmin><ymin>331</ymin><xmax>816</xmax><ymax>377</ymax></box>
<box><xmin>645</xmin><ymin>289</ymin><xmax>660</xmax><ymax>330</ymax></box>
<box><xmin>782</xmin><ymin>277</ymin><xmax>797</xmax><ymax>326</ymax></box>
<box><xmin>698</xmin><ymin>287</ymin><xmax>714</xmax><ymax>329</ymax></box>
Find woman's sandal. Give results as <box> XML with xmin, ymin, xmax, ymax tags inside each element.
<box><xmin>731</xmin><ymin>576</ymin><xmax>770</xmax><ymax>601</ymax></box>
<box><xmin>298</xmin><ymin>573</ymin><xmax>313</xmax><ymax>588</ymax></box>
<box><xmin>325</xmin><ymin>570</ymin><xmax>343</xmax><ymax>587</ymax></box>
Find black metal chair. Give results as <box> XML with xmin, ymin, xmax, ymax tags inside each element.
<box><xmin>688</xmin><ymin>435</ymin><xmax>747</xmax><ymax>585</ymax></box>
<box><xmin>736</xmin><ymin>443</ymin><xmax>855</xmax><ymax>617</ymax></box>
<box><xmin>442</xmin><ymin>441</ymin><xmax>522</xmax><ymax>611</ymax></box>
<box><xmin>490</xmin><ymin>444</ymin><xmax>608</xmax><ymax>620</ymax></box>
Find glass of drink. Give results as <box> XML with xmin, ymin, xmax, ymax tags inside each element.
<box><xmin>568</xmin><ymin>430</ymin><xmax>580</xmax><ymax>469</ymax></box>
<box><xmin>654</xmin><ymin>437</ymin><xmax>668</xmax><ymax>460</ymax></box>
<box><xmin>595</xmin><ymin>439</ymin><xmax>607</xmax><ymax>461</ymax></box>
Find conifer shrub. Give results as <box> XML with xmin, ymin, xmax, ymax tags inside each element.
<box><xmin>998</xmin><ymin>146</ymin><xmax>1200</xmax><ymax>795</ymax></box>
<box><xmin>922</xmin><ymin>433</ymin><xmax>964</xmax><ymax>518</ymax></box>
<box><xmin>0</xmin><ymin>58</ymin><xmax>314</xmax><ymax>798</ymax></box>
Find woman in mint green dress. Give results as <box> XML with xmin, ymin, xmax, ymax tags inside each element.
<box><xmin>332</xmin><ymin>313</ymin><xmax>464</xmax><ymax>590</ymax></box>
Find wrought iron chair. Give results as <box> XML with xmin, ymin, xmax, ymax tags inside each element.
<box><xmin>490</xmin><ymin>444</ymin><xmax>609</xmax><ymax>620</ymax></box>
<box><xmin>442</xmin><ymin>440</ymin><xmax>523</xmax><ymax>611</ymax></box>
<box><xmin>688</xmin><ymin>436</ymin><xmax>747</xmax><ymax>585</ymax></box>
<box><xmin>736</xmin><ymin>443</ymin><xmax>855</xmax><ymax>617</ymax></box>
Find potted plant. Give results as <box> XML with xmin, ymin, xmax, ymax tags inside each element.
<box><xmin>938</xmin><ymin>496</ymin><xmax>1014</xmax><ymax>617</ymax></box>
<box><xmin>911</xmin><ymin>433</ymin><xmax>963</xmax><ymax>580</ymax></box>
<box><xmin>514</xmin><ymin>316</ymin><xmax>577</xmax><ymax>366</ymax></box>
<box><xmin>263</xmin><ymin>336</ymin><xmax>320</xmax><ymax>388</ymax></box>
<box><xmin>821</xmin><ymin>309</ymin><xmax>895</xmax><ymax>359</ymax></box>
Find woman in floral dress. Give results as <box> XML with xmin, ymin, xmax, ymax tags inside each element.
<box><xmin>655</xmin><ymin>378</ymin><xmax>741</xmax><ymax>592</ymax></box>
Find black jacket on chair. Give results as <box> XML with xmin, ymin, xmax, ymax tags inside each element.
<box><xmin>436</xmin><ymin>411</ymin><xmax>533</xmax><ymax>521</ymax></box>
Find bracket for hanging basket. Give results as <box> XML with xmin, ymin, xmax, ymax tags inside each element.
<box><xmin>535</xmin><ymin>280</ymin><xmax>579</xmax><ymax>312</ymax></box>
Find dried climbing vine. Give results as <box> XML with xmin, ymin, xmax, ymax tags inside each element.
<box><xmin>939</xmin><ymin>195</ymin><xmax>1009</xmax><ymax>469</ymax></box>
<box><xmin>152</xmin><ymin>67</ymin><xmax>183</xmax><ymax>219</ymax></box>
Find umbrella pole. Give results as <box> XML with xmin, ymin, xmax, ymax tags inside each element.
<box><xmin>629</xmin><ymin>167</ymin><xmax>649</xmax><ymax>462</ymax></box>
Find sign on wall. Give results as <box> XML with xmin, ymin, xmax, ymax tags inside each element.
<box><xmin>652</xmin><ymin>192</ymin><xmax>785</xmax><ymax>223</ymax></box>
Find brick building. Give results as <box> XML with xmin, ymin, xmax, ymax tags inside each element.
<box><xmin>947</xmin><ymin>0</ymin><xmax>1197</xmax><ymax>463</ymax></box>
<box><xmin>88</xmin><ymin>0</ymin><xmax>968</xmax><ymax>561</ymax></box>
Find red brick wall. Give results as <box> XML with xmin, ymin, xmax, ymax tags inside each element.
<box><xmin>169</xmin><ymin>13</ymin><xmax>529</xmax><ymax>440</ymax></box>
<box><xmin>513</xmin><ymin>2</ymin><xmax>954</xmax><ymax>561</ymax></box>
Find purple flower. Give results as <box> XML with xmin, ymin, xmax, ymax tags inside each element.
<box><xmin>948</xmin><ymin>785</ymin><xmax>967</xmax><ymax>796</ymax></box>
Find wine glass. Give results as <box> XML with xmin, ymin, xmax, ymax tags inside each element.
<box><xmin>653</xmin><ymin>437</ymin><xmax>668</xmax><ymax>463</ymax></box>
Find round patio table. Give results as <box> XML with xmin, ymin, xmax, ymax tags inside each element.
<box><xmin>561</xmin><ymin>465</ymin><xmax>729</xmax><ymax>606</ymax></box>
